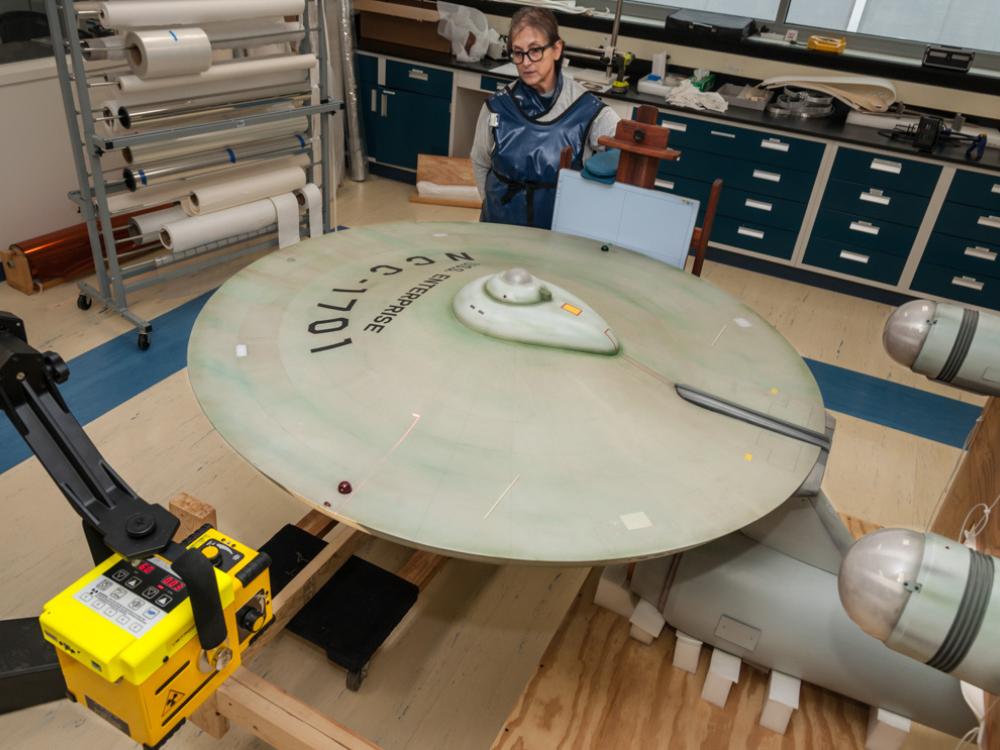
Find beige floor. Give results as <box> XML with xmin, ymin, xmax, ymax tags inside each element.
<box><xmin>0</xmin><ymin>175</ymin><xmax>971</xmax><ymax>749</ymax></box>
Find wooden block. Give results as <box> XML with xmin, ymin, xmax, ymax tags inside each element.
<box><xmin>396</xmin><ymin>550</ymin><xmax>447</xmax><ymax>591</ymax></box>
<box><xmin>700</xmin><ymin>648</ymin><xmax>740</xmax><ymax>708</ymax></box>
<box><xmin>188</xmin><ymin>693</ymin><xmax>230</xmax><ymax>739</ymax></box>
<box><xmin>672</xmin><ymin>630</ymin><xmax>702</xmax><ymax>673</ymax></box>
<box><xmin>628</xmin><ymin>598</ymin><xmax>665</xmax><ymax>642</ymax></box>
<box><xmin>297</xmin><ymin>509</ymin><xmax>338</xmax><ymax>538</ymax></box>
<box><xmin>0</xmin><ymin>248</ymin><xmax>36</xmax><ymax>295</ymax></box>
<box><xmin>759</xmin><ymin>670</ymin><xmax>800</xmax><ymax>735</ymax></box>
<box><xmin>168</xmin><ymin>492</ymin><xmax>217</xmax><ymax>541</ymax></box>
<box><xmin>216</xmin><ymin>667</ymin><xmax>383</xmax><ymax>750</ymax></box>
<box><xmin>865</xmin><ymin>706</ymin><xmax>911</xmax><ymax>750</ymax></box>
<box><xmin>594</xmin><ymin>565</ymin><xmax>638</xmax><ymax>619</ymax></box>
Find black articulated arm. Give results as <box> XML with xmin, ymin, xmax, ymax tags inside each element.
<box><xmin>0</xmin><ymin>311</ymin><xmax>178</xmax><ymax>561</ymax></box>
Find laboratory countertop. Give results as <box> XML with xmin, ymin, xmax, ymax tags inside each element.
<box><xmin>357</xmin><ymin>40</ymin><xmax>1000</xmax><ymax>173</ymax></box>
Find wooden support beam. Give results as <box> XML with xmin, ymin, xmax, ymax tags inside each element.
<box><xmin>215</xmin><ymin>667</ymin><xmax>383</xmax><ymax>750</ymax></box>
<box><xmin>168</xmin><ymin>493</ymin><xmax>218</xmax><ymax>540</ymax></box>
<box><xmin>396</xmin><ymin>550</ymin><xmax>447</xmax><ymax>591</ymax></box>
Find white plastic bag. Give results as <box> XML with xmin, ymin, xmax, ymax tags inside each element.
<box><xmin>437</xmin><ymin>2</ymin><xmax>496</xmax><ymax>62</ymax></box>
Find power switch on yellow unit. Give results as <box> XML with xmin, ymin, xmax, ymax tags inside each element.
<box><xmin>40</xmin><ymin>527</ymin><xmax>273</xmax><ymax>749</ymax></box>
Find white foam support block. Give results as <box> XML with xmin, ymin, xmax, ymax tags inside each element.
<box><xmin>865</xmin><ymin>707</ymin><xmax>911</xmax><ymax>750</ymax></box>
<box><xmin>701</xmin><ymin>648</ymin><xmax>741</xmax><ymax>708</ymax></box>
<box><xmin>629</xmin><ymin>623</ymin><xmax>655</xmax><ymax>645</ymax></box>
<box><xmin>629</xmin><ymin>598</ymin><xmax>665</xmax><ymax>642</ymax></box>
<box><xmin>594</xmin><ymin>565</ymin><xmax>638</xmax><ymax>619</ymax></box>
<box><xmin>759</xmin><ymin>670</ymin><xmax>800</xmax><ymax>735</ymax></box>
<box><xmin>672</xmin><ymin>630</ymin><xmax>702</xmax><ymax>673</ymax></box>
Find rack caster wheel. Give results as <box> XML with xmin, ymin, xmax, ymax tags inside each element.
<box><xmin>345</xmin><ymin>665</ymin><xmax>368</xmax><ymax>692</ymax></box>
<box><xmin>76</xmin><ymin>294</ymin><xmax>92</xmax><ymax>310</ymax></box>
<box><xmin>137</xmin><ymin>332</ymin><xmax>151</xmax><ymax>351</ymax></box>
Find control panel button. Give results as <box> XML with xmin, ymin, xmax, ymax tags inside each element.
<box><xmin>155</xmin><ymin>595</ymin><xmax>172</xmax><ymax>607</ymax></box>
<box><xmin>142</xmin><ymin>586</ymin><xmax>159</xmax><ymax>600</ymax></box>
<box><xmin>125</xmin><ymin>577</ymin><xmax>142</xmax><ymax>590</ymax></box>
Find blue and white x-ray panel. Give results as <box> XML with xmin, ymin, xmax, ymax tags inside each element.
<box><xmin>551</xmin><ymin>169</ymin><xmax>700</xmax><ymax>270</ymax></box>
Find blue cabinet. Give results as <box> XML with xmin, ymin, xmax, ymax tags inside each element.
<box><xmin>356</xmin><ymin>54</ymin><xmax>453</xmax><ymax>173</ymax></box>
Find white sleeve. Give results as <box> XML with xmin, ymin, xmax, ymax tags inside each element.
<box><xmin>589</xmin><ymin>106</ymin><xmax>621</xmax><ymax>151</ymax></box>
<box><xmin>470</xmin><ymin>104</ymin><xmax>493</xmax><ymax>200</ymax></box>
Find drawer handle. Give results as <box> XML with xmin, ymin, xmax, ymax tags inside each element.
<box><xmin>380</xmin><ymin>92</ymin><xmax>388</xmax><ymax>117</ymax></box>
<box><xmin>965</xmin><ymin>246</ymin><xmax>998</xmax><ymax>261</ymax></box>
<box><xmin>744</xmin><ymin>198</ymin><xmax>773</xmax><ymax>212</ymax></box>
<box><xmin>978</xmin><ymin>215</ymin><xmax>1000</xmax><ymax>230</ymax></box>
<box><xmin>859</xmin><ymin>190</ymin><xmax>891</xmax><ymax>206</ymax></box>
<box><xmin>710</xmin><ymin>130</ymin><xmax>736</xmax><ymax>139</ymax></box>
<box><xmin>752</xmin><ymin>169</ymin><xmax>781</xmax><ymax>183</ymax></box>
<box><xmin>992</xmin><ymin>184</ymin><xmax>1000</xmax><ymax>195</ymax></box>
<box><xmin>760</xmin><ymin>138</ymin><xmax>790</xmax><ymax>152</ymax></box>
<box><xmin>849</xmin><ymin>220</ymin><xmax>880</xmax><ymax>236</ymax></box>
<box><xmin>737</xmin><ymin>226</ymin><xmax>765</xmax><ymax>240</ymax></box>
<box><xmin>370</xmin><ymin>89</ymin><xmax>377</xmax><ymax>113</ymax></box>
<box><xmin>663</xmin><ymin>121</ymin><xmax>687</xmax><ymax>132</ymax></box>
<box><xmin>952</xmin><ymin>275</ymin><xmax>984</xmax><ymax>291</ymax></box>
<box><xmin>654</xmin><ymin>178</ymin><xmax>675</xmax><ymax>190</ymax></box>
<box><xmin>408</xmin><ymin>68</ymin><xmax>429</xmax><ymax>81</ymax></box>
<box><xmin>870</xmin><ymin>158</ymin><xmax>902</xmax><ymax>175</ymax></box>
<box><xmin>839</xmin><ymin>250</ymin><xmax>870</xmax><ymax>264</ymax></box>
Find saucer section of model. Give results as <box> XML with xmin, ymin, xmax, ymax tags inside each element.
<box><xmin>188</xmin><ymin>222</ymin><xmax>825</xmax><ymax>565</ymax></box>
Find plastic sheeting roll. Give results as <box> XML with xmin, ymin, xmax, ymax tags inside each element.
<box><xmin>296</xmin><ymin>183</ymin><xmax>323</xmax><ymax>237</ymax></box>
<box><xmin>161</xmin><ymin>196</ymin><xmax>290</xmax><ymax>251</ymax></box>
<box><xmin>98</xmin><ymin>0</ymin><xmax>305</xmax><ymax>30</ymax></box>
<box><xmin>183</xmin><ymin>164</ymin><xmax>306</xmax><ymax>215</ymax></box>
<box><xmin>128</xmin><ymin>204</ymin><xmax>186</xmax><ymax>242</ymax></box>
<box><xmin>125</xmin><ymin>28</ymin><xmax>212</xmax><ymax>79</ymax></box>
<box><xmin>124</xmin><ymin>116</ymin><xmax>309</xmax><ymax>163</ymax></box>
<box><xmin>116</xmin><ymin>54</ymin><xmax>317</xmax><ymax>94</ymax></box>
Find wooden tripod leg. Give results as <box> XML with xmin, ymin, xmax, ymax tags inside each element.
<box><xmin>692</xmin><ymin>179</ymin><xmax>722</xmax><ymax>278</ymax></box>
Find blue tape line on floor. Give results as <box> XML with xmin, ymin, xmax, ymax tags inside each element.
<box><xmin>804</xmin><ymin>358</ymin><xmax>979</xmax><ymax>449</ymax></box>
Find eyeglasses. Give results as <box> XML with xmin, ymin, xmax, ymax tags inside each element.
<box><xmin>510</xmin><ymin>43</ymin><xmax>554</xmax><ymax>64</ymax></box>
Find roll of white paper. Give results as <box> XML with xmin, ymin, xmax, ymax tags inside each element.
<box><xmin>270</xmin><ymin>193</ymin><xmax>301</xmax><ymax>248</ymax></box>
<box><xmin>98</xmin><ymin>0</ymin><xmax>305</xmax><ymax>30</ymax></box>
<box><xmin>107</xmin><ymin>154</ymin><xmax>310</xmax><ymax>213</ymax></box>
<box><xmin>124</xmin><ymin>116</ymin><xmax>309</xmax><ymax>163</ymax></box>
<box><xmin>296</xmin><ymin>183</ymin><xmax>323</xmax><ymax>238</ymax></box>
<box><xmin>183</xmin><ymin>164</ymin><xmax>307</xmax><ymax>215</ymax></box>
<box><xmin>128</xmin><ymin>205</ymin><xmax>186</xmax><ymax>242</ymax></box>
<box><xmin>116</xmin><ymin>54</ymin><xmax>316</xmax><ymax>94</ymax></box>
<box><xmin>125</xmin><ymin>28</ymin><xmax>213</xmax><ymax>79</ymax></box>
<box><xmin>161</xmin><ymin>198</ymin><xmax>280</xmax><ymax>252</ymax></box>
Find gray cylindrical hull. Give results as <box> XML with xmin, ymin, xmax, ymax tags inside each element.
<box><xmin>663</xmin><ymin>533</ymin><xmax>977</xmax><ymax>738</ymax></box>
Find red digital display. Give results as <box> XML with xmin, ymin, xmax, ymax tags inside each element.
<box><xmin>137</xmin><ymin>562</ymin><xmax>155</xmax><ymax>574</ymax></box>
<box><xmin>161</xmin><ymin>575</ymin><xmax>185</xmax><ymax>593</ymax></box>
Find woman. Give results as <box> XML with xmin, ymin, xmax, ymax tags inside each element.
<box><xmin>471</xmin><ymin>7</ymin><xmax>620</xmax><ymax>229</ymax></box>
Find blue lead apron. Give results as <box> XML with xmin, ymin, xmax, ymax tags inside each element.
<box><xmin>482</xmin><ymin>75</ymin><xmax>606</xmax><ymax>229</ymax></box>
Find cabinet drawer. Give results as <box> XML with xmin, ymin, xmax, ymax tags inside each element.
<box><xmin>662</xmin><ymin>148</ymin><xmax>815</xmax><ymax>202</ymax></box>
<box><xmin>831</xmin><ymin>147</ymin><xmax>941</xmax><ymax>197</ymax></box>
<box><xmin>385</xmin><ymin>60</ymin><xmax>453</xmax><ymax>99</ymax></box>
<box><xmin>811</xmin><ymin>208</ymin><xmax>917</xmax><ymax>257</ymax></box>
<box><xmin>711</xmin><ymin>216</ymin><xmax>797</xmax><ymax>259</ymax></box>
<box><xmin>480</xmin><ymin>75</ymin><xmax>509</xmax><ymax>92</ymax></box>
<box><xmin>922</xmin><ymin>232</ymin><xmax>1000</xmax><ymax>281</ymax></box>
<box><xmin>694</xmin><ymin>124</ymin><xmax>823</xmax><ymax>173</ymax></box>
<box><xmin>820</xmin><ymin>178</ymin><xmax>930</xmax><ymax>228</ymax></box>
<box><xmin>718</xmin><ymin>187</ymin><xmax>806</xmax><ymax>232</ymax></box>
<box><xmin>650</xmin><ymin>109</ymin><xmax>703</xmax><ymax>149</ymax></box>
<box><xmin>911</xmin><ymin>262</ymin><xmax>1000</xmax><ymax>311</ymax></box>
<box><xmin>935</xmin><ymin>203</ymin><xmax>1000</xmax><ymax>246</ymax></box>
<box><xmin>803</xmin><ymin>237</ymin><xmax>905</xmax><ymax>285</ymax></box>
<box><xmin>652</xmin><ymin>175</ymin><xmax>708</xmax><ymax>224</ymax></box>
<box><xmin>947</xmin><ymin>169</ymin><xmax>1000</xmax><ymax>212</ymax></box>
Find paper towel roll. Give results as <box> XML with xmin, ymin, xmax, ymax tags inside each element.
<box><xmin>116</xmin><ymin>54</ymin><xmax>317</xmax><ymax>94</ymax></box>
<box><xmin>125</xmin><ymin>28</ymin><xmax>212</xmax><ymax>79</ymax></box>
<box><xmin>295</xmin><ymin>183</ymin><xmax>323</xmax><ymax>238</ymax></box>
<box><xmin>161</xmin><ymin>198</ymin><xmax>282</xmax><ymax>252</ymax></box>
<box><xmin>183</xmin><ymin>165</ymin><xmax>307</xmax><ymax>215</ymax></box>
<box><xmin>128</xmin><ymin>205</ymin><xmax>186</xmax><ymax>242</ymax></box>
<box><xmin>124</xmin><ymin>116</ymin><xmax>309</xmax><ymax>163</ymax></box>
<box><xmin>98</xmin><ymin>0</ymin><xmax>305</xmax><ymax>30</ymax></box>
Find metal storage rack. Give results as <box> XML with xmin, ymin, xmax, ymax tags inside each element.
<box><xmin>45</xmin><ymin>0</ymin><xmax>342</xmax><ymax>349</ymax></box>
